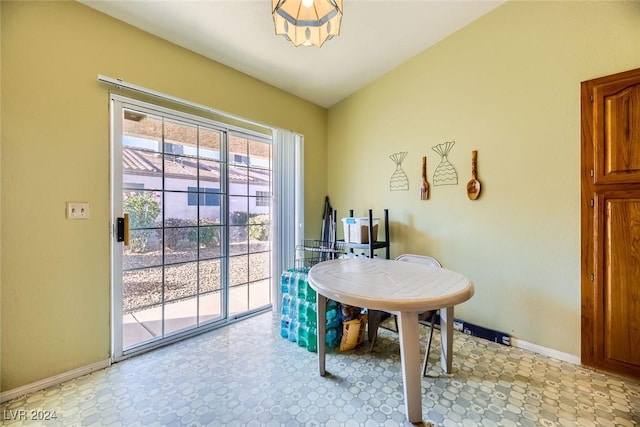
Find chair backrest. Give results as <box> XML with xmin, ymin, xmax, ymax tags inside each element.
<box><xmin>395</xmin><ymin>254</ymin><xmax>442</xmax><ymax>268</ymax></box>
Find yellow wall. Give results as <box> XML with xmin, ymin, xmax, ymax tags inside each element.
<box><xmin>328</xmin><ymin>0</ymin><xmax>640</xmax><ymax>356</ymax></box>
<box><xmin>0</xmin><ymin>1</ymin><xmax>327</xmax><ymax>391</ymax></box>
<box><xmin>0</xmin><ymin>1</ymin><xmax>3</xmax><ymax>387</ymax></box>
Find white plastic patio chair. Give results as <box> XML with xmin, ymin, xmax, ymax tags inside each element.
<box><xmin>368</xmin><ymin>254</ymin><xmax>442</xmax><ymax>377</ymax></box>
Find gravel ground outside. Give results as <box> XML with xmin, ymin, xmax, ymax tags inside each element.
<box><xmin>122</xmin><ymin>242</ymin><xmax>270</xmax><ymax>314</ymax></box>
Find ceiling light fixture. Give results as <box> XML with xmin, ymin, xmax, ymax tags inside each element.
<box><xmin>272</xmin><ymin>0</ymin><xmax>343</xmax><ymax>47</ymax></box>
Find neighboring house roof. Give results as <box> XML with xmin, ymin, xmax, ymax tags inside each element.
<box><xmin>123</xmin><ymin>117</ymin><xmax>270</xmax><ymax>158</ymax></box>
<box><xmin>122</xmin><ymin>147</ymin><xmax>270</xmax><ymax>186</ymax></box>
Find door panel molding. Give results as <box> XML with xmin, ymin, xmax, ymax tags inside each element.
<box><xmin>591</xmin><ymin>73</ymin><xmax>640</xmax><ymax>184</ymax></box>
<box><xmin>602</xmin><ymin>195</ymin><xmax>640</xmax><ymax>365</ymax></box>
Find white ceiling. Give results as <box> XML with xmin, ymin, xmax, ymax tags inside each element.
<box><xmin>80</xmin><ymin>0</ymin><xmax>505</xmax><ymax>108</ymax></box>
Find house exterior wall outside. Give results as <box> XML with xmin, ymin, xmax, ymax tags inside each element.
<box><xmin>123</xmin><ymin>175</ymin><xmax>270</xmax><ymax>221</ymax></box>
<box><xmin>327</xmin><ymin>0</ymin><xmax>640</xmax><ymax>357</ymax></box>
<box><xmin>0</xmin><ymin>1</ymin><xmax>326</xmax><ymax>391</ymax></box>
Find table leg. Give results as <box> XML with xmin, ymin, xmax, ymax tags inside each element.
<box><xmin>396</xmin><ymin>311</ymin><xmax>422</xmax><ymax>423</ymax></box>
<box><xmin>317</xmin><ymin>295</ymin><xmax>327</xmax><ymax>376</ymax></box>
<box><xmin>440</xmin><ymin>306</ymin><xmax>454</xmax><ymax>374</ymax></box>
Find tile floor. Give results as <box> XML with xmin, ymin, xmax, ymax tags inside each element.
<box><xmin>2</xmin><ymin>312</ymin><xmax>639</xmax><ymax>427</ymax></box>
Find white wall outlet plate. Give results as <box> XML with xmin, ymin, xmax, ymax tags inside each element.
<box><xmin>67</xmin><ymin>202</ymin><xmax>90</xmax><ymax>219</ymax></box>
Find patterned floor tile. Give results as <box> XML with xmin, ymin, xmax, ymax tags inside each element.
<box><xmin>1</xmin><ymin>312</ymin><xmax>639</xmax><ymax>426</ymax></box>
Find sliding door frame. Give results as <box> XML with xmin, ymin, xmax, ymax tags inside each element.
<box><xmin>109</xmin><ymin>93</ymin><xmax>300</xmax><ymax>361</ymax></box>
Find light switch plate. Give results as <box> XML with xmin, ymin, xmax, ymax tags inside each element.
<box><xmin>67</xmin><ymin>202</ymin><xmax>90</xmax><ymax>219</ymax></box>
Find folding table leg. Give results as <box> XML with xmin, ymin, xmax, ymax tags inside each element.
<box><xmin>316</xmin><ymin>295</ymin><xmax>327</xmax><ymax>376</ymax></box>
<box><xmin>397</xmin><ymin>311</ymin><xmax>423</xmax><ymax>423</ymax></box>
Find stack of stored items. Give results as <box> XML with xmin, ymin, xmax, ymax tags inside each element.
<box><xmin>339</xmin><ymin>304</ymin><xmax>367</xmax><ymax>351</ymax></box>
<box><xmin>280</xmin><ymin>269</ymin><xmax>341</xmax><ymax>351</ymax></box>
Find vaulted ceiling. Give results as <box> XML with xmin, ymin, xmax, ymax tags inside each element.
<box><xmin>81</xmin><ymin>0</ymin><xmax>505</xmax><ymax>108</ymax></box>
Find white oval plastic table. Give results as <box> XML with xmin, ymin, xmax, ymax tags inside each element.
<box><xmin>308</xmin><ymin>257</ymin><xmax>474</xmax><ymax>424</ymax></box>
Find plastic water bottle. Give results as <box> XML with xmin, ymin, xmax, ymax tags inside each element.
<box><xmin>306</xmin><ymin>286</ymin><xmax>317</xmax><ymax>303</ymax></box>
<box><xmin>289</xmin><ymin>276</ymin><xmax>298</xmax><ymax>300</ymax></box>
<box><xmin>281</xmin><ymin>274</ymin><xmax>290</xmax><ymax>295</ymax></box>
<box><xmin>281</xmin><ymin>294</ymin><xmax>291</xmax><ymax>316</ymax></box>
<box><xmin>307</xmin><ymin>325</ymin><xmax>317</xmax><ymax>353</ymax></box>
<box><xmin>326</xmin><ymin>301</ymin><xmax>339</xmax><ymax>329</ymax></box>
<box><xmin>280</xmin><ymin>314</ymin><xmax>290</xmax><ymax>339</ymax></box>
<box><xmin>289</xmin><ymin>295</ymin><xmax>298</xmax><ymax>321</ymax></box>
<box><xmin>297</xmin><ymin>276</ymin><xmax>307</xmax><ymax>301</ymax></box>
<box><xmin>306</xmin><ymin>302</ymin><xmax>317</xmax><ymax>327</ymax></box>
<box><xmin>297</xmin><ymin>322</ymin><xmax>308</xmax><ymax>348</ymax></box>
<box><xmin>288</xmin><ymin>318</ymin><xmax>298</xmax><ymax>342</ymax></box>
<box><xmin>326</xmin><ymin>327</ymin><xmax>338</xmax><ymax>348</ymax></box>
<box><xmin>297</xmin><ymin>299</ymin><xmax>308</xmax><ymax>325</ymax></box>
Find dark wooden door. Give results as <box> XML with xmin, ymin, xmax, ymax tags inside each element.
<box><xmin>581</xmin><ymin>67</ymin><xmax>640</xmax><ymax>378</ymax></box>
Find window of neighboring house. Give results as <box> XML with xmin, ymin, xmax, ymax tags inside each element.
<box><xmin>124</xmin><ymin>183</ymin><xmax>145</xmax><ymax>190</ymax></box>
<box><xmin>187</xmin><ymin>187</ymin><xmax>220</xmax><ymax>206</ymax></box>
<box><xmin>233</xmin><ymin>154</ymin><xmax>249</xmax><ymax>165</ymax></box>
<box><xmin>256</xmin><ymin>190</ymin><xmax>270</xmax><ymax>207</ymax></box>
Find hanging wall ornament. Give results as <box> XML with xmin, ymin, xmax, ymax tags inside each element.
<box><xmin>420</xmin><ymin>156</ymin><xmax>429</xmax><ymax>200</ymax></box>
<box><xmin>432</xmin><ymin>141</ymin><xmax>458</xmax><ymax>186</ymax></box>
<box><xmin>466</xmin><ymin>150</ymin><xmax>481</xmax><ymax>200</ymax></box>
<box><xmin>389</xmin><ymin>151</ymin><xmax>409</xmax><ymax>191</ymax></box>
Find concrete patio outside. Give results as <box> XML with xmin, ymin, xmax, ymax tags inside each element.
<box><xmin>123</xmin><ymin>281</ymin><xmax>271</xmax><ymax>349</ymax></box>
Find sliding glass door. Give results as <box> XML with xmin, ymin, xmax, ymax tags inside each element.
<box><xmin>111</xmin><ymin>96</ymin><xmax>273</xmax><ymax>358</ymax></box>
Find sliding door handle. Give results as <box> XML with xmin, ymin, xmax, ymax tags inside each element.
<box><xmin>116</xmin><ymin>214</ymin><xmax>130</xmax><ymax>246</ymax></box>
<box><xmin>124</xmin><ymin>213</ymin><xmax>129</xmax><ymax>246</ymax></box>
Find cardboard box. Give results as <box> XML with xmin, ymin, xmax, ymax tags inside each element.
<box><xmin>342</xmin><ymin>217</ymin><xmax>379</xmax><ymax>244</ymax></box>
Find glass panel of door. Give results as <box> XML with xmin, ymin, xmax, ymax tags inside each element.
<box><xmin>227</xmin><ymin>133</ymin><xmax>272</xmax><ymax>316</ymax></box>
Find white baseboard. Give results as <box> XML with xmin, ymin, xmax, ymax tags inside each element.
<box><xmin>511</xmin><ymin>338</ymin><xmax>581</xmax><ymax>365</ymax></box>
<box><xmin>0</xmin><ymin>359</ymin><xmax>111</xmax><ymax>404</ymax></box>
